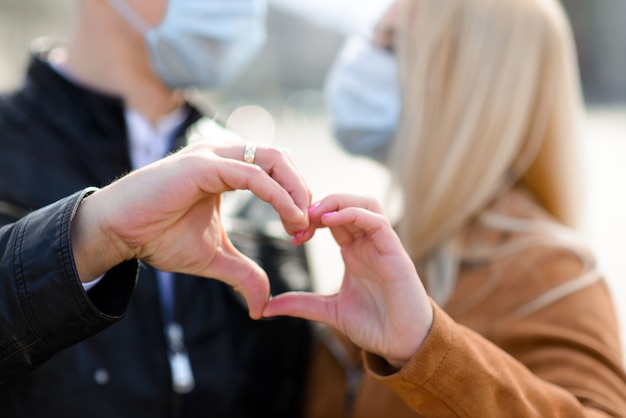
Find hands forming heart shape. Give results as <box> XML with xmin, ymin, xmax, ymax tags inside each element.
<box><xmin>72</xmin><ymin>141</ymin><xmax>432</xmax><ymax>368</ymax></box>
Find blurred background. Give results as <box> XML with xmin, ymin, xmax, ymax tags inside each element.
<box><xmin>1</xmin><ymin>0</ymin><xmax>625</xmax><ymax>348</ymax></box>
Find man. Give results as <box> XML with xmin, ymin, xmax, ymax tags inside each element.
<box><xmin>0</xmin><ymin>141</ymin><xmax>311</xmax><ymax>384</ymax></box>
<box><xmin>0</xmin><ymin>1</ymin><xmax>312</xmax><ymax>416</ymax></box>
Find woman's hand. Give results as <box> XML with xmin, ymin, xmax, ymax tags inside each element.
<box><xmin>71</xmin><ymin>141</ymin><xmax>311</xmax><ymax>319</ymax></box>
<box><xmin>264</xmin><ymin>194</ymin><xmax>433</xmax><ymax>368</ymax></box>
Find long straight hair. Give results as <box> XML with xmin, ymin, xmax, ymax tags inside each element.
<box><xmin>387</xmin><ymin>0</ymin><xmax>585</xmax><ymax>304</ymax></box>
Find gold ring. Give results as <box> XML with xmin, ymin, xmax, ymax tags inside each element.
<box><xmin>243</xmin><ymin>143</ymin><xmax>257</xmax><ymax>164</ymax></box>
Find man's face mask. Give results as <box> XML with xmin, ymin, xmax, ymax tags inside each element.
<box><xmin>324</xmin><ymin>35</ymin><xmax>401</xmax><ymax>163</ymax></box>
<box><xmin>109</xmin><ymin>0</ymin><xmax>267</xmax><ymax>89</ymax></box>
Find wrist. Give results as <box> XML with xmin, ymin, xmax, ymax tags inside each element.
<box><xmin>71</xmin><ymin>188</ymin><xmax>134</xmax><ymax>282</ymax></box>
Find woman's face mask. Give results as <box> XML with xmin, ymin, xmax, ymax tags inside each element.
<box><xmin>324</xmin><ymin>35</ymin><xmax>401</xmax><ymax>162</ymax></box>
<box><xmin>109</xmin><ymin>0</ymin><xmax>267</xmax><ymax>89</ymax></box>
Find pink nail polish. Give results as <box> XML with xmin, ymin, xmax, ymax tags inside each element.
<box><xmin>291</xmin><ymin>231</ymin><xmax>304</xmax><ymax>244</ymax></box>
<box><xmin>308</xmin><ymin>202</ymin><xmax>321</xmax><ymax>213</ymax></box>
<box><xmin>291</xmin><ymin>231</ymin><xmax>304</xmax><ymax>245</ymax></box>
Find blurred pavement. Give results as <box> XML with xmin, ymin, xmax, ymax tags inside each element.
<box><xmin>582</xmin><ymin>107</ymin><xmax>626</xmax><ymax>352</ymax></box>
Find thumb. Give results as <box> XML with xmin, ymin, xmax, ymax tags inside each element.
<box><xmin>207</xmin><ymin>247</ymin><xmax>271</xmax><ymax>320</ymax></box>
<box><xmin>263</xmin><ymin>292</ymin><xmax>338</xmax><ymax>328</ymax></box>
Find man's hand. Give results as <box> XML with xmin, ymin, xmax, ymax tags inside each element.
<box><xmin>71</xmin><ymin>141</ymin><xmax>311</xmax><ymax>318</ymax></box>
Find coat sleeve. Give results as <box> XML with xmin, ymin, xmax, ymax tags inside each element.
<box><xmin>0</xmin><ymin>189</ymin><xmax>138</xmax><ymax>384</ymax></box>
<box><xmin>364</xmin><ymin>292</ymin><xmax>626</xmax><ymax>418</ymax></box>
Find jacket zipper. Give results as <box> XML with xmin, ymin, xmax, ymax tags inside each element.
<box><xmin>166</xmin><ymin>322</ymin><xmax>195</xmax><ymax>394</ymax></box>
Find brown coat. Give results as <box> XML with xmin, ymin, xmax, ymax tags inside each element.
<box><xmin>302</xmin><ymin>188</ymin><xmax>626</xmax><ymax>417</ymax></box>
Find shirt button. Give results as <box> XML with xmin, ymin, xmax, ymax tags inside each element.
<box><xmin>94</xmin><ymin>368</ymin><xmax>110</xmax><ymax>385</ymax></box>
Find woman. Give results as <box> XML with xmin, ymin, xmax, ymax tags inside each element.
<box><xmin>266</xmin><ymin>0</ymin><xmax>626</xmax><ymax>415</ymax></box>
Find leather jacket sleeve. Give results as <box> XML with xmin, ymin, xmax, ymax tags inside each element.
<box><xmin>0</xmin><ymin>189</ymin><xmax>138</xmax><ymax>384</ymax></box>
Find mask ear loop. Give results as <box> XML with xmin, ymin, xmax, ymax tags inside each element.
<box><xmin>108</xmin><ymin>0</ymin><xmax>152</xmax><ymax>34</ymax></box>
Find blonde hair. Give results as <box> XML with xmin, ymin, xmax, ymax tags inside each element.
<box><xmin>387</xmin><ymin>0</ymin><xmax>585</xmax><ymax>303</ymax></box>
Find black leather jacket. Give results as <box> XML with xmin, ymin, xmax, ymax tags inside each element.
<box><xmin>0</xmin><ymin>190</ymin><xmax>138</xmax><ymax>383</ymax></box>
<box><xmin>0</xmin><ymin>52</ymin><xmax>312</xmax><ymax>418</ymax></box>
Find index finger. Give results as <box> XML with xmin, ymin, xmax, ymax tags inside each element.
<box><xmin>246</xmin><ymin>145</ymin><xmax>312</xmax><ymax>216</ymax></box>
<box><xmin>214</xmin><ymin>143</ymin><xmax>312</xmax><ymax>218</ymax></box>
<box><xmin>207</xmin><ymin>158</ymin><xmax>309</xmax><ymax>234</ymax></box>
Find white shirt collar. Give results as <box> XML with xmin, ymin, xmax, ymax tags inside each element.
<box><xmin>125</xmin><ymin>107</ymin><xmax>188</xmax><ymax>170</ymax></box>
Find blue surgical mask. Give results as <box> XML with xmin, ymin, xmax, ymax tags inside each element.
<box><xmin>109</xmin><ymin>0</ymin><xmax>267</xmax><ymax>89</ymax></box>
<box><xmin>324</xmin><ymin>35</ymin><xmax>401</xmax><ymax>162</ymax></box>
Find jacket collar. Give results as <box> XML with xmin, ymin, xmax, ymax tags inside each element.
<box><xmin>22</xmin><ymin>46</ymin><xmax>205</xmax><ymax>152</ymax></box>
<box><xmin>23</xmin><ymin>50</ymin><xmax>129</xmax><ymax>145</ymax></box>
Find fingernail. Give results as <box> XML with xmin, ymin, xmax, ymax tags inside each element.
<box><xmin>308</xmin><ymin>202</ymin><xmax>321</xmax><ymax>213</ymax></box>
<box><xmin>291</xmin><ymin>231</ymin><xmax>304</xmax><ymax>244</ymax></box>
<box><xmin>322</xmin><ymin>211</ymin><xmax>338</xmax><ymax>218</ymax></box>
